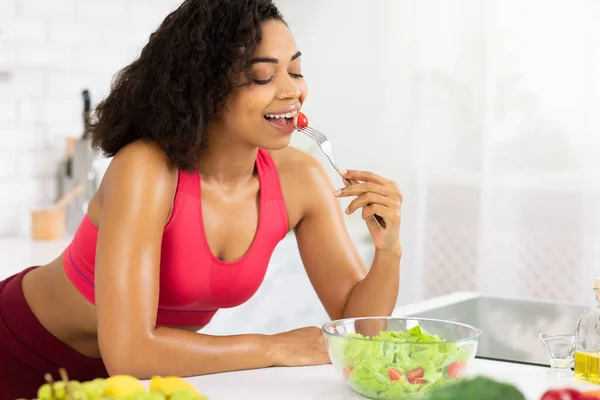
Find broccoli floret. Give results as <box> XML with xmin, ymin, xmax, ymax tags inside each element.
<box><xmin>427</xmin><ymin>376</ymin><xmax>526</xmax><ymax>400</ymax></box>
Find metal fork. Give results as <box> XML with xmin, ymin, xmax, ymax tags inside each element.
<box><xmin>297</xmin><ymin>125</ymin><xmax>386</xmax><ymax>228</ymax></box>
<box><xmin>297</xmin><ymin>126</ymin><xmax>352</xmax><ymax>186</ymax></box>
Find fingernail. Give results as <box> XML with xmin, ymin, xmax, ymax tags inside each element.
<box><xmin>339</xmin><ymin>170</ymin><xmax>347</xmax><ymax>175</ymax></box>
<box><xmin>345</xmin><ymin>208</ymin><xmax>350</xmax><ymax>214</ymax></box>
<box><xmin>333</xmin><ymin>189</ymin><xmax>342</xmax><ymax>196</ymax></box>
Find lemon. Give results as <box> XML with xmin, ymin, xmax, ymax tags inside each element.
<box><xmin>149</xmin><ymin>376</ymin><xmax>200</xmax><ymax>397</ymax></box>
<box><xmin>104</xmin><ymin>375</ymin><xmax>146</xmax><ymax>397</ymax></box>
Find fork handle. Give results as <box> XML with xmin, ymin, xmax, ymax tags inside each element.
<box><xmin>329</xmin><ymin>161</ymin><xmax>353</xmax><ymax>186</ymax></box>
<box><xmin>372</xmin><ymin>214</ymin><xmax>387</xmax><ymax>229</ymax></box>
<box><xmin>331</xmin><ymin>162</ymin><xmax>387</xmax><ymax>229</ymax></box>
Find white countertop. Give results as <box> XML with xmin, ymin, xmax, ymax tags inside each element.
<box><xmin>2</xmin><ymin>238</ymin><xmax>599</xmax><ymax>399</ymax></box>
<box><xmin>176</xmin><ymin>359</ymin><xmax>598</xmax><ymax>400</ymax></box>
<box><xmin>177</xmin><ymin>293</ymin><xmax>600</xmax><ymax>400</ymax></box>
<box><xmin>0</xmin><ymin>236</ymin><xmax>71</xmax><ymax>279</ymax></box>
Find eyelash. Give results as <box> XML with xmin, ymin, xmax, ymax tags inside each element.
<box><xmin>253</xmin><ymin>73</ymin><xmax>304</xmax><ymax>85</ymax></box>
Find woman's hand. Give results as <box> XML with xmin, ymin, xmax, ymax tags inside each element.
<box><xmin>334</xmin><ymin>170</ymin><xmax>403</xmax><ymax>251</ymax></box>
<box><xmin>268</xmin><ymin>327</ymin><xmax>331</xmax><ymax>367</ymax></box>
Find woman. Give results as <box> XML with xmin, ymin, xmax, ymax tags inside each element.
<box><xmin>0</xmin><ymin>0</ymin><xmax>403</xmax><ymax>397</ymax></box>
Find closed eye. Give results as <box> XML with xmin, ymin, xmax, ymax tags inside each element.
<box><xmin>253</xmin><ymin>73</ymin><xmax>304</xmax><ymax>85</ymax></box>
<box><xmin>253</xmin><ymin>77</ymin><xmax>273</xmax><ymax>85</ymax></box>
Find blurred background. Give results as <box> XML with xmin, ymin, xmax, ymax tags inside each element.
<box><xmin>1</xmin><ymin>0</ymin><xmax>599</xmax><ymax>334</ymax></box>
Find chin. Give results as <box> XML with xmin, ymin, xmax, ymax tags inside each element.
<box><xmin>257</xmin><ymin>133</ymin><xmax>293</xmax><ymax>151</ymax></box>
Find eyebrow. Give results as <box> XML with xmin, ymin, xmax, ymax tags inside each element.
<box><xmin>250</xmin><ymin>51</ymin><xmax>302</xmax><ymax>65</ymax></box>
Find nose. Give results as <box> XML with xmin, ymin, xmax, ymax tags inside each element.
<box><xmin>276</xmin><ymin>74</ymin><xmax>301</xmax><ymax>100</ymax></box>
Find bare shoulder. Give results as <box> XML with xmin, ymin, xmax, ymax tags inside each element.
<box><xmin>101</xmin><ymin>140</ymin><xmax>177</xmax><ymax>187</ymax></box>
<box><xmin>268</xmin><ymin>146</ymin><xmax>337</xmax><ymax>227</ymax></box>
<box><xmin>269</xmin><ymin>146</ymin><xmax>330</xmax><ymax>185</ymax></box>
<box><xmin>108</xmin><ymin>139</ymin><xmax>174</xmax><ymax>172</ymax></box>
<box><xmin>90</xmin><ymin>140</ymin><xmax>178</xmax><ymax>223</ymax></box>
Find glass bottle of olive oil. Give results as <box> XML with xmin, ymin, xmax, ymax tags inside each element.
<box><xmin>574</xmin><ymin>277</ymin><xmax>600</xmax><ymax>383</ymax></box>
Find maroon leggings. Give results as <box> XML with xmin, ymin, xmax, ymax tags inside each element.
<box><xmin>0</xmin><ymin>268</ymin><xmax>107</xmax><ymax>399</ymax></box>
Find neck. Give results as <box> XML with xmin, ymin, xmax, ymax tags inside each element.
<box><xmin>198</xmin><ymin>125</ymin><xmax>259</xmax><ymax>187</ymax></box>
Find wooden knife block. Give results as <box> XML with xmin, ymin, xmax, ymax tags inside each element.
<box><xmin>30</xmin><ymin>209</ymin><xmax>65</xmax><ymax>241</ymax></box>
<box><xmin>30</xmin><ymin>184</ymin><xmax>83</xmax><ymax>241</ymax></box>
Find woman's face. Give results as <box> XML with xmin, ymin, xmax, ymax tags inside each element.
<box><xmin>215</xmin><ymin>20</ymin><xmax>308</xmax><ymax>150</ymax></box>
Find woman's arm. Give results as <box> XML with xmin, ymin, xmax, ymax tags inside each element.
<box><xmin>95</xmin><ymin>141</ymin><xmax>327</xmax><ymax>378</ymax></box>
<box><xmin>293</xmin><ymin>157</ymin><xmax>402</xmax><ymax>320</ymax></box>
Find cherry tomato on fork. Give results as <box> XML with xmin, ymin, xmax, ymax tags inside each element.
<box><xmin>296</xmin><ymin>111</ymin><xmax>308</xmax><ymax>128</ymax></box>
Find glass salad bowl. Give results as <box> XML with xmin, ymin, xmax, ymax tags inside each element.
<box><xmin>322</xmin><ymin>317</ymin><xmax>482</xmax><ymax>400</ymax></box>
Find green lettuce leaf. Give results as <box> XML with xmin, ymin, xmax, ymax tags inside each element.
<box><xmin>335</xmin><ymin>325</ymin><xmax>475</xmax><ymax>399</ymax></box>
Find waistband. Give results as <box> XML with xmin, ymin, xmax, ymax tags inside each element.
<box><xmin>0</xmin><ymin>267</ymin><xmax>106</xmax><ymax>378</ymax></box>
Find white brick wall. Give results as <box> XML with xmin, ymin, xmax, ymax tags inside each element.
<box><xmin>0</xmin><ymin>0</ymin><xmax>183</xmax><ymax>236</ymax></box>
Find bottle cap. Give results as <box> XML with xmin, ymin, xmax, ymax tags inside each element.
<box><xmin>595</xmin><ymin>277</ymin><xmax>600</xmax><ymax>289</ymax></box>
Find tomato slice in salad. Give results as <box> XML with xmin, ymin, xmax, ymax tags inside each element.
<box><xmin>406</xmin><ymin>367</ymin><xmax>424</xmax><ymax>384</ymax></box>
<box><xmin>343</xmin><ymin>367</ymin><xmax>353</xmax><ymax>379</ymax></box>
<box><xmin>388</xmin><ymin>368</ymin><xmax>403</xmax><ymax>381</ymax></box>
<box><xmin>447</xmin><ymin>361</ymin><xmax>466</xmax><ymax>378</ymax></box>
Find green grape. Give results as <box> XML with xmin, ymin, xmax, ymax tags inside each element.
<box><xmin>126</xmin><ymin>392</ymin><xmax>150</xmax><ymax>400</ymax></box>
<box><xmin>53</xmin><ymin>381</ymin><xmax>67</xmax><ymax>400</ymax></box>
<box><xmin>148</xmin><ymin>390</ymin><xmax>167</xmax><ymax>400</ymax></box>
<box><xmin>92</xmin><ymin>378</ymin><xmax>107</xmax><ymax>396</ymax></box>
<box><xmin>68</xmin><ymin>381</ymin><xmax>82</xmax><ymax>390</ymax></box>
<box><xmin>37</xmin><ymin>383</ymin><xmax>53</xmax><ymax>400</ymax></box>
<box><xmin>82</xmin><ymin>381</ymin><xmax>105</xmax><ymax>400</ymax></box>
<box><xmin>69</xmin><ymin>388</ymin><xmax>89</xmax><ymax>400</ymax></box>
<box><xmin>168</xmin><ymin>390</ymin><xmax>194</xmax><ymax>400</ymax></box>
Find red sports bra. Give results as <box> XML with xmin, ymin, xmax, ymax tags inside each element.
<box><xmin>63</xmin><ymin>149</ymin><xmax>289</xmax><ymax>327</ymax></box>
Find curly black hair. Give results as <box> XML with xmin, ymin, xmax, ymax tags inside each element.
<box><xmin>89</xmin><ymin>0</ymin><xmax>285</xmax><ymax>170</ymax></box>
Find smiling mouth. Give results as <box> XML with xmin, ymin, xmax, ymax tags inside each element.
<box><xmin>264</xmin><ymin>110</ymin><xmax>298</xmax><ymax>127</ymax></box>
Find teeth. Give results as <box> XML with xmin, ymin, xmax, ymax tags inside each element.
<box><xmin>266</xmin><ymin>110</ymin><xmax>298</xmax><ymax>119</ymax></box>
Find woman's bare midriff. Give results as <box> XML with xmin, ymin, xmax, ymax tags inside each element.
<box><xmin>21</xmin><ymin>255</ymin><xmax>204</xmax><ymax>360</ymax></box>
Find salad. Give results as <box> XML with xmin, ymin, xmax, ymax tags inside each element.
<box><xmin>331</xmin><ymin>325</ymin><xmax>475</xmax><ymax>399</ymax></box>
